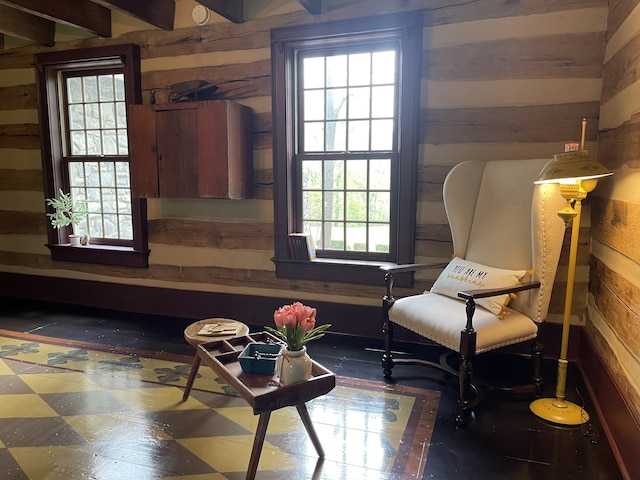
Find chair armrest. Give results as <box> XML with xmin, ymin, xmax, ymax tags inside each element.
<box><xmin>380</xmin><ymin>262</ymin><xmax>449</xmax><ymax>275</ymax></box>
<box><xmin>457</xmin><ymin>281</ymin><xmax>540</xmax><ymax>300</ymax></box>
<box><xmin>381</xmin><ymin>262</ymin><xmax>449</xmax><ymax>300</ymax></box>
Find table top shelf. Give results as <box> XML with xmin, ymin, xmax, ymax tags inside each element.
<box><xmin>197</xmin><ymin>332</ymin><xmax>336</xmax><ymax>414</ymax></box>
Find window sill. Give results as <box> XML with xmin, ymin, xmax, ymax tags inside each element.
<box><xmin>272</xmin><ymin>257</ymin><xmax>413</xmax><ymax>288</ymax></box>
<box><xmin>47</xmin><ymin>243</ymin><xmax>150</xmax><ymax>268</ymax></box>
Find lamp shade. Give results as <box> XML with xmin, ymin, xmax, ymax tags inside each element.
<box><xmin>535</xmin><ymin>150</ymin><xmax>612</xmax><ymax>184</ymax></box>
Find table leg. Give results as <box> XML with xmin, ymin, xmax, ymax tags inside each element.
<box><xmin>246</xmin><ymin>411</ymin><xmax>271</xmax><ymax>480</ymax></box>
<box><xmin>296</xmin><ymin>403</ymin><xmax>324</xmax><ymax>458</ymax></box>
<box><xmin>182</xmin><ymin>354</ymin><xmax>201</xmax><ymax>402</ymax></box>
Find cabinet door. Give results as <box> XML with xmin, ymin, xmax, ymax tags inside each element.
<box><xmin>129</xmin><ymin>104</ymin><xmax>159</xmax><ymax>197</ymax></box>
<box><xmin>156</xmin><ymin>107</ymin><xmax>199</xmax><ymax>197</ymax></box>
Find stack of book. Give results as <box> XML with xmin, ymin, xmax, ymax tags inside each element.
<box><xmin>287</xmin><ymin>233</ymin><xmax>316</xmax><ymax>260</ymax></box>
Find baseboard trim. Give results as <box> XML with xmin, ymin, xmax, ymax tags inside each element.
<box><xmin>578</xmin><ymin>329</ymin><xmax>640</xmax><ymax>480</ymax></box>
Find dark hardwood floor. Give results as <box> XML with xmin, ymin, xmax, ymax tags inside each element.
<box><xmin>0</xmin><ymin>297</ymin><xmax>623</xmax><ymax>479</ymax></box>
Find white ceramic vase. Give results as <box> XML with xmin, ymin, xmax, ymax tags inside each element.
<box><xmin>279</xmin><ymin>346</ymin><xmax>312</xmax><ymax>385</ymax></box>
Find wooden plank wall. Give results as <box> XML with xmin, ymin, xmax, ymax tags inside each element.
<box><xmin>0</xmin><ymin>0</ymin><xmax>607</xmax><ymax>332</ymax></box>
<box><xmin>587</xmin><ymin>0</ymin><xmax>640</xmax><ymax>458</ymax></box>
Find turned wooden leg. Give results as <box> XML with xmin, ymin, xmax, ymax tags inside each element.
<box><xmin>531</xmin><ymin>337</ymin><xmax>544</xmax><ymax>396</ymax></box>
<box><xmin>382</xmin><ymin>317</ymin><xmax>394</xmax><ymax>378</ymax></box>
<box><xmin>456</xmin><ymin>355</ymin><xmax>473</xmax><ymax>426</ymax></box>
<box><xmin>182</xmin><ymin>354</ymin><xmax>201</xmax><ymax>402</ymax></box>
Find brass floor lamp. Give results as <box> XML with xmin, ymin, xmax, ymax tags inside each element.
<box><xmin>530</xmin><ymin>120</ymin><xmax>612</xmax><ymax>425</ymax></box>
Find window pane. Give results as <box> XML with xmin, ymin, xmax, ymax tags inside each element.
<box><xmin>369</xmin><ymin>191</ymin><xmax>390</xmax><ymax>222</ymax></box>
<box><xmin>346</xmin><ymin>191</ymin><xmax>367</xmax><ymax>221</ymax></box>
<box><xmin>326</xmin><ymin>88</ymin><xmax>347</xmax><ymax>120</ymax></box>
<box><xmin>304</xmin><ymin>90</ymin><xmax>325</xmax><ymax>121</ymax></box>
<box><xmin>85</xmin><ymin>103</ymin><xmax>100</xmax><ymax>129</ymax></box>
<box><xmin>69</xmin><ymin>163</ymin><xmax>85</xmax><ymax>187</ymax></box>
<box><xmin>371</xmin><ymin>119</ymin><xmax>393</xmax><ymax>150</ymax></box>
<box><xmin>348</xmin><ymin>53</ymin><xmax>371</xmax><ymax>86</ymax></box>
<box><xmin>68</xmin><ymin>104</ymin><xmax>85</xmax><ymax>129</ymax></box>
<box><xmin>89</xmin><ymin>213</ymin><xmax>103</xmax><ymax>237</ymax></box>
<box><xmin>370</xmin><ymin>223</ymin><xmax>390</xmax><ymax>252</ymax></box>
<box><xmin>118</xmin><ymin>190</ymin><xmax>132</xmax><ymax>214</ymax></box>
<box><xmin>102</xmin><ymin>188</ymin><xmax>117</xmax><ymax>213</ymax></box>
<box><xmin>304</xmin><ymin>122</ymin><xmax>324</xmax><ymax>151</ymax></box>
<box><xmin>303</xmin><ymin>57</ymin><xmax>324</xmax><ymax>89</ymax></box>
<box><xmin>348</xmin><ymin>120</ymin><xmax>370</xmax><ymax>151</ymax></box>
<box><xmin>303</xmin><ymin>191</ymin><xmax>322</xmax><ymax>219</ymax></box>
<box><xmin>302</xmin><ymin>160</ymin><xmax>322</xmax><ymax>189</ymax></box>
<box><xmin>117</xmin><ymin>130</ymin><xmax>128</xmax><ymax>155</ymax></box>
<box><xmin>326</xmin><ymin>55</ymin><xmax>347</xmax><ymax>87</ymax></box>
<box><xmin>114</xmin><ymin>74</ymin><xmax>125</xmax><ymax>101</ymax></box>
<box><xmin>348</xmin><ymin>87</ymin><xmax>370</xmax><ymax>119</ymax></box>
<box><xmin>99</xmin><ymin>75</ymin><xmax>114</xmax><ymax>102</ymax></box>
<box><xmin>371</xmin><ymin>85</ymin><xmax>394</xmax><ymax>118</ymax></box>
<box><xmin>372</xmin><ymin>51</ymin><xmax>396</xmax><ymax>85</ymax></box>
<box><xmin>346</xmin><ymin>222</ymin><xmax>366</xmax><ymax>251</ymax></box>
<box><xmin>370</xmin><ymin>159</ymin><xmax>391</xmax><ymax>190</ymax></box>
<box><xmin>115</xmin><ymin>162</ymin><xmax>130</xmax><ymax>187</ymax></box>
<box><xmin>326</xmin><ymin>121</ymin><xmax>346</xmax><ymax>151</ymax></box>
<box><xmin>325</xmin><ymin>221</ymin><xmax>344</xmax><ymax>250</ymax></box>
<box><xmin>84</xmin><ymin>162</ymin><xmax>100</xmax><ymax>186</ymax></box>
<box><xmin>86</xmin><ymin>130</ymin><xmax>102</xmax><ymax>155</ymax></box>
<box><xmin>346</xmin><ymin>160</ymin><xmax>367</xmax><ymax>189</ymax></box>
<box><xmin>71</xmin><ymin>131</ymin><xmax>86</xmax><ymax>155</ymax></box>
<box><xmin>83</xmin><ymin>76</ymin><xmax>98</xmax><ymax>102</ymax></box>
<box><xmin>100</xmin><ymin>162</ymin><xmax>115</xmax><ymax>187</ymax></box>
<box><xmin>102</xmin><ymin>130</ymin><xmax>118</xmax><ymax>155</ymax></box>
<box><xmin>324</xmin><ymin>160</ymin><xmax>344</xmax><ymax>189</ymax></box>
<box><xmin>100</xmin><ymin>102</ymin><xmax>116</xmax><ymax>129</ymax></box>
<box><xmin>119</xmin><ymin>214</ymin><xmax>133</xmax><ymax>240</ymax></box>
<box><xmin>323</xmin><ymin>191</ymin><xmax>344</xmax><ymax>220</ymax></box>
<box><xmin>116</xmin><ymin>102</ymin><xmax>127</xmax><ymax>128</ymax></box>
<box><xmin>67</xmin><ymin>77</ymin><xmax>83</xmax><ymax>103</ymax></box>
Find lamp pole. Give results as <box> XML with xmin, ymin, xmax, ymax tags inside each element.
<box><xmin>530</xmin><ymin>181</ymin><xmax>594</xmax><ymax>425</ymax></box>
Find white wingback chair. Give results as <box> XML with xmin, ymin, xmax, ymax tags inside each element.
<box><xmin>381</xmin><ymin>159</ymin><xmax>566</xmax><ymax>425</ymax></box>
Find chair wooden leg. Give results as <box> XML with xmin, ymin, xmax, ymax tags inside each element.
<box><xmin>531</xmin><ymin>337</ymin><xmax>544</xmax><ymax>396</ymax></box>
<box><xmin>382</xmin><ymin>316</ymin><xmax>394</xmax><ymax>378</ymax></box>
<box><xmin>456</xmin><ymin>355</ymin><xmax>473</xmax><ymax>425</ymax></box>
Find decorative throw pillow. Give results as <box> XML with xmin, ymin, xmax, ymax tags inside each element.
<box><xmin>430</xmin><ymin>257</ymin><xmax>531</xmax><ymax>317</ymax></box>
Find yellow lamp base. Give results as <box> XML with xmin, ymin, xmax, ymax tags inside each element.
<box><xmin>530</xmin><ymin>397</ymin><xmax>589</xmax><ymax>425</ymax></box>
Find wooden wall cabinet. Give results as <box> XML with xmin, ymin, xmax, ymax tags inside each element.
<box><xmin>129</xmin><ymin>100</ymin><xmax>253</xmax><ymax>199</ymax></box>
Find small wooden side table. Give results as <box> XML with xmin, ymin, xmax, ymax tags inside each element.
<box><xmin>197</xmin><ymin>332</ymin><xmax>336</xmax><ymax>480</ymax></box>
<box><xmin>182</xmin><ymin>318</ymin><xmax>249</xmax><ymax>401</ymax></box>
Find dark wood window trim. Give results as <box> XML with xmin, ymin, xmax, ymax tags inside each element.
<box><xmin>270</xmin><ymin>13</ymin><xmax>423</xmax><ymax>287</ymax></box>
<box><xmin>35</xmin><ymin>44</ymin><xmax>149</xmax><ymax>268</ymax></box>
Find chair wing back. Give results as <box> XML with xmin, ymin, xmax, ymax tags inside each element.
<box><xmin>443</xmin><ymin>159</ymin><xmax>565</xmax><ymax>322</ymax></box>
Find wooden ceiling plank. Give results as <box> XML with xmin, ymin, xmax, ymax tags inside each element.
<box><xmin>0</xmin><ymin>0</ymin><xmax>111</xmax><ymax>37</ymax></box>
<box><xmin>196</xmin><ymin>0</ymin><xmax>244</xmax><ymax>23</ymax></box>
<box><xmin>0</xmin><ymin>4</ymin><xmax>54</xmax><ymax>46</ymax></box>
<box><xmin>96</xmin><ymin>0</ymin><xmax>175</xmax><ymax>30</ymax></box>
<box><xmin>298</xmin><ymin>0</ymin><xmax>322</xmax><ymax>15</ymax></box>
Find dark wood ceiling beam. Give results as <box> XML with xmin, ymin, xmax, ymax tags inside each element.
<box><xmin>96</xmin><ymin>0</ymin><xmax>175</xmax><ymax>30</ymax></box>
<box><xmin>0</xmin><ymin>4</ymin><xmax>54</xmax><ymax>46</ymax></box>
<box><xmin>0</xmin><ymin>0</ymin><xmax>111</xmax><ymax>37</ymax></box>
<box><xmin>298</xmin><ymin>0</ymin><xmax>321</xmax><ymax>15</ymax></box>
<box><xmin>196</xmin><ymin>0</ymin><xmax>244</xmax><ymax>23</ymax></box>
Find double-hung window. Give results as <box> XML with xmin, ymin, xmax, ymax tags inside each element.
<box><xmin>271</xmin><ymin>13</ymin><xmax>423</xmax><ymax>285</ymax></box>
<box><xmin>35</xmin><ymin>44</ymin><xmax>149</xmax><ymax>267</ymax></box>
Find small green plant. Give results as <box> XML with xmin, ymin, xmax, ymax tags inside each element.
<box><xmin>45</xmin><ymin>189</ymin><xmax>88</xmax><ymax>235</ymax></box>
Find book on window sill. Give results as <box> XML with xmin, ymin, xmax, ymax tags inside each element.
<box><xmin>287</xmin><ymin>232</ymin><xmax>316</xmax><ymax>261</ymax></box>
<box><xmin>197</xmin><ymin>324</ymin><xmax>239</xmax><ymax>337</ymax></box>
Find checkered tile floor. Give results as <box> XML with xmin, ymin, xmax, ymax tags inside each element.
<box><xmin>0</xmin><ymin>332</ymin><xmax>439</xmax><ymax>479</ymax></box>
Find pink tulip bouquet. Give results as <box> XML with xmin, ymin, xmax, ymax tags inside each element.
<box><xmin>266</xmin><ymin>302</ymin><xmax>331</xmax><ymax>351</ymax></box>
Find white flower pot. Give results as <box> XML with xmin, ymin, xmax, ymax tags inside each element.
<box><xmin>278</xmin><ymin>346</ymin><xmax>312</xmax><ymax>385</ymax></box>
<box><xmin>69</xmin><ymin>234</ymin><xmax>81</xmax><ymax>246</ymax></box>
